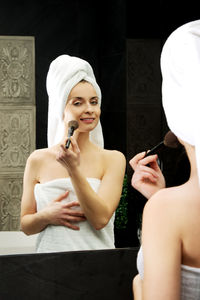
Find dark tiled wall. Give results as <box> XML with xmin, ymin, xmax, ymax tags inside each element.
<box><xmin>126</xmin><ymin>38</ymin><xmax>166</xmax><ymax>165</ymax></box>
<box><xmin>126</xmin><ymin>39</ymin><xmax>190</xmax><ymax>247</ymax></box>
<box><xmin>126</xmin><ymin>39</ymin><xmax>166</xmax><ymax>246</ymax></box>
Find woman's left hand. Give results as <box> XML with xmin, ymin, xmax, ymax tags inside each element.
<box><xmin>56</xmin><ymin>137</ymin><xmax>80</xmax><ymax>173</ymax></box>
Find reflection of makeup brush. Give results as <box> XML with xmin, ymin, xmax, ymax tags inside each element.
<box><xmin>145</xmin><ymin>130</ymin><xmax>181</xmax><ymax>157</ymax></box>
<box><xmin>65</xmin><ymin>120</ymin><xmax>79</xmax><ymax>149</ymax></box>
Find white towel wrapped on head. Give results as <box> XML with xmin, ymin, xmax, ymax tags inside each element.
<box><xmin>46</xmin><ymin>54</ymin><xmax>104</xmax><ymax>148</ymax></box>
<box><xmin>161</xmin><ymin>20</ymin><xmax>200</xmax><ymax>183</ymax></box>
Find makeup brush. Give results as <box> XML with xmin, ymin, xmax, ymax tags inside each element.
<box><xmin>145</xmin><ymin>130</ymin><xmax>181</xmax><ymax>157</ymax></box>
<box><xmin>65</xmin><ymin>120</ymin><xmax>79</xmax><ymax>149</ymax></box>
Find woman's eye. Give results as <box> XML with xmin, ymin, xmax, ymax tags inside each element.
<box><xmin>73</xmin><ymin>101</ymin><xmax>81</xmax><ymax>106</ymax></box>
<box><xmin>91</xmin><ymin>100</ymin><xmax>98</xmax><ymax>105</ymax></box>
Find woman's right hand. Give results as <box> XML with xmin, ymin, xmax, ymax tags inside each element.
<box><xmin>129</xmin><ymin>152</ymin><xmax>166</xmax><ymax>199</ymax></box>
<box><xmin>56</xmin><ymin>137</ymin><xmax>81</xmax><ymax>176</ymax></box>
<box><xmin>43</xmin><ymin>191</ymin><xmax>86</xmax><ymax>230</ymax></box>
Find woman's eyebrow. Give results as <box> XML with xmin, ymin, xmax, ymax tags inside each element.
<box><xmin>91</xmin><ymin>96</ymin><xmax>99</xmax><ymax>99</ymax></box>
<box><xmin>67</xmin><ymin>97</ymin><xmax>82</xmax><ymax>104</ymax></box>
<box><xmin>68</xmin><ymin>97</ymin><xmax>83</xmax><ymax>101</ymax></box>
<box><xmin>69</xmin><ymin>96</ymin><xmax>99</xmax><ymax>101</ymax></box>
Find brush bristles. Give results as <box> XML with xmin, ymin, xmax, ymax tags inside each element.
<box><xmin>164</xmin><ymin>131</ymin><xmax>181</xmax><ymax>148</ymax></box>
<box><xmin>68</xmin><ymin>120</ymin><xmax>79</xmax><ymax>130</ymax></box>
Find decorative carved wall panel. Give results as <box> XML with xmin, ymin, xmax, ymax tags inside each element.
<box><xmin>0</xmin><ymin>106</ymin><xmax>35</xmax><ymax>171</ymax></box>
<box><xmin>126</xmin><ymin>39</ymin><xmax>166</xmax><ymax>245</ymax></box>
<box><xmin>0</xmin><ymin>36</ymin><xmax>35</xmax><ymax>231</ymax></box>
<box><xmin>0</xmin><ymin>36</ymin><xmax>35</xmax><ymax>105</ymax></box>
<box><xmin>126</xmin><ymin>39</ymin><xmax>189</xmax><ymax>247</ymax></box>
<box><xmin>127</xmin><ymin>39</ymin><xmax>162</xmax><ymax>99</ymax></box>
<box><xmin>126</xmin><ymin>39</ymin><xmax>164</xmax><ymax>164</ymax></box>
<box><xmin>0</xmin><ymin>174</ymin><xmax>23</xmax><ymax>230</ymax></box>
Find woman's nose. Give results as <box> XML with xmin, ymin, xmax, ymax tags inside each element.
<box><xmin>85</xmin><ymin>103</ymin><xmax>93</xmax><ymax>113</ymax></box>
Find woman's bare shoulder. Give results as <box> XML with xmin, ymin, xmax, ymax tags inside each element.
<box><xmin>144</xmin><ymin>182</ymin><xmax>198</xmax><ymax>219</ymax></box>
<box><xmin>27</xmin><ymin>147</ymin><xmax>51</xmax><ymax>164</ymax></box>
<box><xmin>102</xmin><ymin>148</ymin><xmax>126</xmax><ymax>162</ymax></box>
<box><xmin>100</xmin><ymin>150</ymin><xmax>126</xmax><ymax>177</ymax></box>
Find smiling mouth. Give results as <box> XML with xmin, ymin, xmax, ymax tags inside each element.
<box><xmin>80</xmin><ymin>118</ymin><xmax>95</xmax><ymax>124</ymax></box>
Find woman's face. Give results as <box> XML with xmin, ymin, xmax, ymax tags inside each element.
<box><xmin>63</xmin><ymin>81</ymin><xmax>101</xmax><ymax>132</ymax></box>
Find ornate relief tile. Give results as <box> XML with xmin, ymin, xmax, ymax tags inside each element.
<box><xmin>127</xmin><ymin>102</ymin><xmax>162</xmax><ymax>159</ymax></box>
<box><xmin>127</xmin><ymin>39</ymin><xmax>162</xmax><ymax>100</ymax></box>
<box><xmin>0</xmin><ymin>106</ymin><xmax>35</xmax><ymax>172</ymax></box>
<box><xmin>0</xmin><ymin>174</ymin><xmax>23</xmax><ymax>230</ymax></box>
<box><xmin>0</xmin><ymin>36</ymin><xmax>35</xmax><ymax>104</ymax></box>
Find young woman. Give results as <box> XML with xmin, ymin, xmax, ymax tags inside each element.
<box><xmin>20</xmin><ymin>54</ymin><xmax>126</xmax><ymax>253</ymax></box>
<box><xmin>131</xmin><ymin>20</ymin><xmax>200</xmax><ymax>299</ymax></box>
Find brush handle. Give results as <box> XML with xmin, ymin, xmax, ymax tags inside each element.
<box><xmin>65</xmin><ymin>138</ymin><xmax>71</xmax><ymax>149</ymax></box>
<box><xmin>65</xmin><ymin>126</ymin><xmax>76</xmax><ymax>149</ymax></box>
<box><xmin>145</xmin><ymin>141</ymin><xmax>165</xmax><ymax>157</ymax></box>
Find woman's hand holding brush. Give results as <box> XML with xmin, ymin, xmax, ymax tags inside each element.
<box><xmin>129</xmin><ymin>152</ymin><xmax>166</xmax><ymax>199</ymax></box>
<box><xmin>129</xmin><ymin>131</ymin><xmax>180</xmax><ymax>199</ymax></box>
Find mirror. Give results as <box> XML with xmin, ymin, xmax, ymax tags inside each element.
<box><xmin>0</xmin><ymin>1</ymin><xmax>128</xmax><ymax>255</ymax></box>
<box><xmin>0</xmin><ymin>1</ymin><xmax>191</xmax><ymax>254</ymax></box>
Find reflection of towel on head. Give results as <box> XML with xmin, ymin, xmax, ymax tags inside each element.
<box><xmin>46</xmin><ymin>54</ymin><xmax>104</xmax><ymax>148</ymax></box>
<box><xmin>161</xmin><ymin>19</ymin><xmax>200</xmax><ymax>182</ymax></box>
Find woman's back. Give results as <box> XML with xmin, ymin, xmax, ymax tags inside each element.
<box><xmin>140</xmin><ymin>178</ymin><xmax>200</xmax><ymax>298</ymax></box>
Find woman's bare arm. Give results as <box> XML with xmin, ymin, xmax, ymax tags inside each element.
<box><xmin>141</xmin><ymin>189</ymin><xmax>182</xmax><ymax>300</ymax></box>
<box><xmin>133</xmin><ymin>274</ymin><xmax>143</xmax><ymax>300</ymax></box>
<box><xmin>57</xmin><ymin>138</ymin><xmax>126</xmax><ymax>230</ymax></box>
